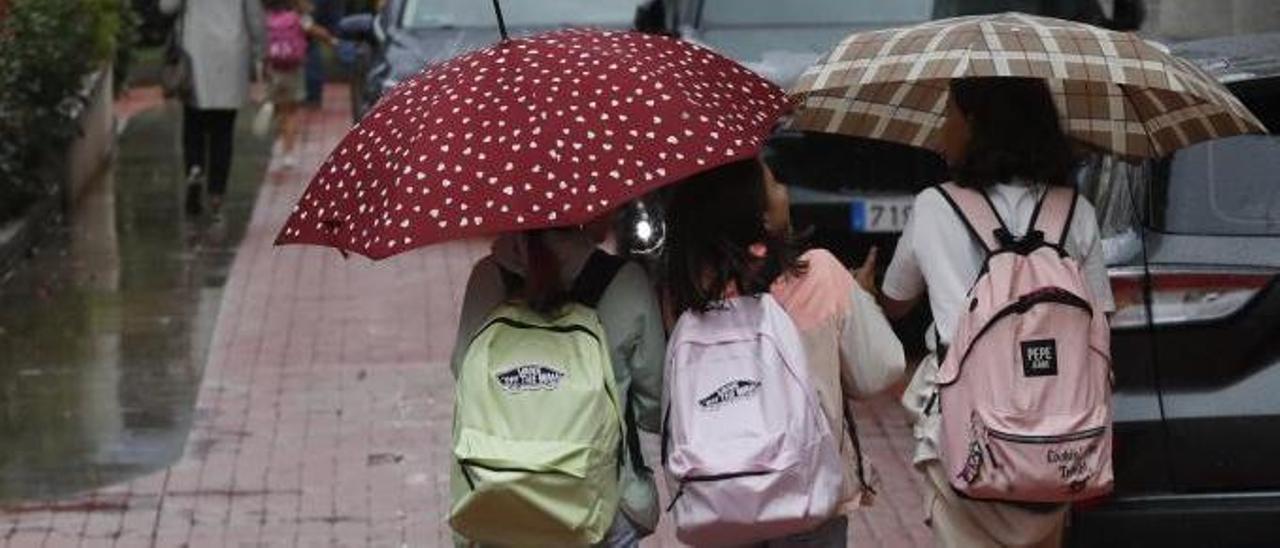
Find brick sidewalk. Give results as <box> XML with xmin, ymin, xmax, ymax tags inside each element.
<box><xmin>1</xmin><ymin>89</ymin><xmax>932</xmax><ymax>547</ymax></box>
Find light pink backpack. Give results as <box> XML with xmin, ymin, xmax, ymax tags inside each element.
<box><xmin>934</xmin><ymin>182</ymin><xmax>1113</xmax><ymax>503</ymax></box>
<box><xmin>663</xmin><ymin>295</ymin><xmax>842</xmax><ymax>546</ymax></box>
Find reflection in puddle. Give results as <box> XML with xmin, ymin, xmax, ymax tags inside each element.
<box><xmin>0</xmin><ymin>103</ymin><xmax>270</xmax><ymax>501</ymax></box>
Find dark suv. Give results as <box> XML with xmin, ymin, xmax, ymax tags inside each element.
<box><xmin>1067</xmin><ymin>33</ymin><xmax>1280</xmax><ymax>546</ymax></box>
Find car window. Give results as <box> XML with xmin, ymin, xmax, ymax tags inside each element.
<box><xmin>402</xmin><ymin>0</ymin><xmax>639</xmax><ymax>29</ymax></box>
<box><xmin>1077</xmin><ymin>153</ymin><xmax>1148</xmax><ymax>266</ymax></box>
<box><xmin>932</xmin><ymin>0</ymin><xmax>1107</xmax><ymax>21</ymax></box>
<box><xmin>1152</xmin><ymin>135</ymin><xmax>1280</xmax><ymax>236</ymax></box>
<box><xmin>697</xmin><ymin>0</ymin><xmax>932</xmax><ymax>27</ymax></box>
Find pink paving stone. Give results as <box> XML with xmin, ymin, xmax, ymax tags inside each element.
<box><xmin>80</xmin><ymin>506</ymin><xmax>124</xmax><ymax>540</ymax></box>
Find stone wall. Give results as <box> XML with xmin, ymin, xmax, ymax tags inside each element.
<box><xmin>1144</xmin><ymin>0</ymin><xmax>1280</xmax><ymax>40</ymax></box>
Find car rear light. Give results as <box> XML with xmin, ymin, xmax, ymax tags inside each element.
<box><xmin>1108</xmin><ymin>268</ymin><xmax>1274</xmax><ymax>329</ymax></box>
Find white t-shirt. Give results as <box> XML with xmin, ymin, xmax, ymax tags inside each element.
<box><xmin>883</xmin><ymin>182</ymin><xmax>1115</xmax><ymax>348</ymax></box>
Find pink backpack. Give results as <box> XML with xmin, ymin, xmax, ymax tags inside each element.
<box><xmin>265</xmin><ymin>10</ymin><xmax>308</xmax><ymax>70</ymax></box>
<box><xmin>663</xmin><ymin>295</ymin><xmax>842</xmax><ymax>546</ymax></box>
<box><xmin>934</xmin><ymin>182</ymin><xmax>1113</xmax><ymax>503</ymax></box>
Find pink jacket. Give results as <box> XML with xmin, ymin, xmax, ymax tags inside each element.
<box><xmin>770</xmin><ymin>249</ymin><xmax>906</xmax><ymax>509</ymax></box>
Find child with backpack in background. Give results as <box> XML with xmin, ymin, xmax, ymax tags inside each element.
<box><xmin>261</xmin><ymin>0</ymin><xmax>337</xmax><ymax>169</ymax></box>
<box><xmin>868</xmin><ymin>78</ymin><xmax>1116</xmax><ymax>548</ymax></box>
<box><xmin>448</xmin><ymin>217</ymin><xmax>666</xmax><ymax>547</ymax></box>
<box><xmin>662</xmin><ymin>157</ymin><xmax>906</xmax><ymax>547</ymax></box>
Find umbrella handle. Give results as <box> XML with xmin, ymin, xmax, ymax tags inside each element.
<box><xmin>490</xmin><ymin>0</ymin><xmax>509</xmax><ymax>41</ymax></box>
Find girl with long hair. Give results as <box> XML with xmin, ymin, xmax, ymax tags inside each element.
<box><xmin>870</xmin><ymin>77</ymin><xmax>1116</xmax><ymax>547</ymax></box>
<box><xmin>664</xmin><ymin>157</ymin><xmax>906</xmax><ymax>546</ymax></box>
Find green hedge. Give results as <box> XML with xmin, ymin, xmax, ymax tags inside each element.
<box><xmin>0</xmin><ymin>0</ymin><xmax>138</xmax><ymax>223</ymax></box>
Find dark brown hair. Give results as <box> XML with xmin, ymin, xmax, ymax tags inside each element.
<box><xmin>262</xmin><ymin>0</ymin><xmax>298</xmax><ymax>12</ymax></box>
<box><xmin>520</xmin><ymin>229</ymin><xmax>569</xmax><ymax>316</ymax></box>
<box><xmin>949</xmin><ymin>77</ymin><xmax>1075</xmax><ymax>189</ymax></box>
<box><xmin>665</xmin><ymin>159</ymin><xmax>807</xmax><ymax>314</ymax></box>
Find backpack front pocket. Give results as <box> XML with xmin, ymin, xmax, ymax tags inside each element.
<box><xmin>952</xmin><ymin>414</ymin><xmax>1111</xmax><ymax>503</ymax></box>
<box><xmin>450</xmin><ymin>429</ymin><xmax>617</xmax><ymax>546</ymax></box>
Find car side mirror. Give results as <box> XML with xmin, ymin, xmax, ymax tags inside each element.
<box><xmin>633</xmin><ymin>0</ymin><xmax>671</xmax><ymax>35</ymax></box>
<box><xmin>1110</xmin><ymin>0</ymin><xmax>1146</xmax><ymax>31</ymax></box>
<box><xmin>339</xmin><ymin>14</ymin><xmax>376</xmax><ymax>44</ymax></box>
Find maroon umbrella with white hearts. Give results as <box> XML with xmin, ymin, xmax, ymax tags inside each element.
<box><xmin>275</xmin><ymin>29</ymin><xmax>787</xmax><ymax>259</ymax></box>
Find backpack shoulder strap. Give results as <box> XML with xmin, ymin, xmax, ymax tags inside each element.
<box><xmin>570</xmin><ymin>250</ymin><xmax>628</xmax><ymax>309</ymax></box>
<box><xmin>1030</xmin><ymin>186</ymin><xmax>1079</xmax><ymax>248</ymax></box>
<box><xmin>935</xmin><ymin>182</ymin><xmax>1006</xmax><ymax>253</ymax></box>
<box><xmin>497</xmin><ymin>266</ymin><xmax>523</xmax><ymax>296</ymax></box>
<box><xmin>843</xmin><ymin>403</ymin><xmax>876</xmax><ymax>502</ymax></box>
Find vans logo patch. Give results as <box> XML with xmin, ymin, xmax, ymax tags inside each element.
<box><xmin>495</xmin><ymin>365</ymin><xmax>566</xmax><ymax>392</ymax></box>
<box><xmin>697</xmin><ymin>379</ymin><xmax>761</xmax><ymax>410</ymax></box>
<box><xmin>1021</xmin><ymin>339</ymin><xmax>1058</xmax><ymax>377</ymax></box>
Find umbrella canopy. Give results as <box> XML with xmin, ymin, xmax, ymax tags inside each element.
<box><xmin>789</xmin><ymin>12</ymin><xmax>1266</xmax><ymax>160</ymax></box>
<box><xmin>276</xmin><ymin>29</ymin><xmax>787</xmax><ymax>259</ymax></box>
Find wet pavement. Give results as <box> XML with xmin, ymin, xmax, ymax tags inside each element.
<box><xmin>0</xmin><ymin>99</ymin><xmax>270</xmax><ymax>502</ymax></box>
<box><xmin>0</xmin><ymin>86</ymin><xmax>930</xmax><ymax>547</ymax></box>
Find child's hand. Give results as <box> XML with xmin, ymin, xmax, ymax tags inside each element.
<box><xmin>850</xmin><ymin>246</ymin><xmax>879</xmax><ymax>295</ymax></box>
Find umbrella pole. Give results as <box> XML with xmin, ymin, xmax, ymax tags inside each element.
<box><xmin>490</xmin><ymin>0</ymin><xmax>509</xmax><ymax>41</ymax></box>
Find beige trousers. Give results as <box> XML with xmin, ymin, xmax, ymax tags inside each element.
<box><xmin>923</xmin><ymin>462</ymin><xmax>1066</xmax><ymax>548</ymax></box>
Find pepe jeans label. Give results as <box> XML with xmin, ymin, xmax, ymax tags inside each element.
<box><xmin>697</xmin><ymin>379</ymin><xmax>761</xmax><ymax>410</ymax></box>
<box><xmin>1021</xmin><ymin>339</ymin><xmax>1058</xmax><ymax>377</ymax></box>
<box><xmin>495</xmin><ymin>365</ymin><xmax>566</xmax><ymax>392</ymax></box>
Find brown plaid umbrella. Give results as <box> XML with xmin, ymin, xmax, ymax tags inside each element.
<box><xmin>790</xmin><ymin>12</ymin><xmax>1266</xmax><ymax>159</ymax></box>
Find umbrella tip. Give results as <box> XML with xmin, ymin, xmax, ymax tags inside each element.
<box><xmin>490</xmin><ymin>0</ymin><xmax>509</xmax><ymax>41</ymax></box>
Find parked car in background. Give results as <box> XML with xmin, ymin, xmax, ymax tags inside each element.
<box><xmin>673</xmin><ymin>0</ymin><xmax>1145</xmax><ymax>303</ymax></box>
<box><xmin>338</xmin><ymin>0</ymin><xmax>645</xmax><ymax>123</ymax></box>
<box><xmin>1067</xmin><ymin>32</ymin><xmax>1280</xmax><ymax>546</ymax></box>
<box><xmin>672</xmin><ymin>0</ymin><xmax>1144</xmax><ymax>259</ymax></box>
<box><xmin>933</xmin><ymin>0</ymin><xmax>1145</xmax><ymax>31</ymax></box>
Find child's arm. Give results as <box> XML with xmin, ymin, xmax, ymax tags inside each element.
<box><xmin>300</xmin><ymin>12</ymin><xmax>340</xmax><ymax>46</ymax></box>
<box><xmin>307</xmin><ymin>24</ymin><xmax>340</xmax><ymax>47</ymax></box>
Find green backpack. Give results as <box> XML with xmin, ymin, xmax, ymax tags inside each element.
<box><xmin>450</xmin><ymin>252</ymin><xmax>626</xmax><ymax>546</ymax></box>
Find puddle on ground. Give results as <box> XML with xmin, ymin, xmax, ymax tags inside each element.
<box><xmin>0</xmin><ymin>102</ymin><xmax>271</xmax><ymax>501</ymax></box>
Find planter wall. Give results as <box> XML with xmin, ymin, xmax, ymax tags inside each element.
<box><xmin>64</xmin><ymin>66</ymin><xmax>117</xmax><ymax>210</ymax></box>
<box><xmin>0</xmin><ymin>63</ymin><xmax>116</xmax><ymax>275</ymax></box>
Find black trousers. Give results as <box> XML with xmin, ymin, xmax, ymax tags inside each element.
<box><xmin>182</xmin><ymin>106</ymin><xmax>238</xmax><ymax>196</ymax></box>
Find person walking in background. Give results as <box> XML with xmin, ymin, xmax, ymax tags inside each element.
<box><xmin>304</xmin><ymin>0</ymin><xmax>343</xmax><ymax>106</ymax></box>
<box><xmin>865</xmin><ymin>78</ymin><xmax>1115</xmax><ymax>548</ymax></box>
<box><xmin>449</xmin><ymin>218</ymin><xmax>666</xmax><ymax>547</ymax></box>
<box><xmin>159</xmin><ymin>0</ymin><xmax>264</xmax><ymax>219</ymax></box>
<box><xmin>262</xmin><ymin>0</ymin><xmax>339</xmax><ymax>170</ymax></box>
<box><xmin>662</xmin><ymin>157</ymin><xmax>905</xmax><ymax>546</ymax></box>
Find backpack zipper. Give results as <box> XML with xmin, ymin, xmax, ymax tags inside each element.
<box><xmin>680</xmin><ymin>469</ymin><xmax>774</xmax><ymax>483</ymax></box>
<box><xmin>457</xmin><ymin>458</ymin><xmax>575</xmax><ymax>491</ymax></box>
<box><xmin>986</xmin><ymin>425</ymin><xmax>1107</xmax><ymax>444</ymax></box>
<box><xmin>665</xmin><ymin>470</ymin><xmax>774</xmax><ymax>512</ymax></box>
<box><xmin>471</xmin><ymin>316</ymin><xmax>601</xmax><ymax>344</ymax></box>
<box><xmin>946</xmin><ymin>288</ymin><xmax>1092</xmax><ymax>386</ymax></box>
